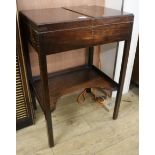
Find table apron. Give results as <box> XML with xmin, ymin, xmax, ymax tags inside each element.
<box><xmin>93</xmin><ymin>22</ymin><xmax>133</xmax><ymax>45</ymax></box>
<box><xmin>28</xmin><ymin>22</ymin><xmax>133</xmax><ymax>55</ymax></box>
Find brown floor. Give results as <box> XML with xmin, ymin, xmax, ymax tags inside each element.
<box><xmin>16</xmin><ymin>87</ymin><xmax>139</xmax><ymax>155</ymax></box>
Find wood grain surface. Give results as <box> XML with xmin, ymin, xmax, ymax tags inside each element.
<box><xmin>64</xmin><ymin>5</ymin><xmax>128</xmax><ymax>18</ymax></box>
<box><xmin>33</xmin><ymin>66</ymin><xmax>118</xmax><ymax>111</ymax></box>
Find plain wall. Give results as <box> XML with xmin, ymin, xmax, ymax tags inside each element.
<box><xmin>104</xmin><ymin>0</ymin><xmax>139</xmax><ymax>94</ymax></box>
<box><xmin>100</xmin><ymin>0</ymin><xmax>123</xmax><ymax>79</ymax></box>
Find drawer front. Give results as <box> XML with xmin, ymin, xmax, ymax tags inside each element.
<box><xmin>41</xmin><ymin>27</ymin><xmax>93</xmax><ymax>54</ymax></box>
<box><xmin>93</xmin><ymin>22</ymin><xmax>133</xmax><ymax>44</ymax></box>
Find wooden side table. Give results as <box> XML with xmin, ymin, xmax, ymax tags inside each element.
<box><xmin>19</xmin><ymin>5</ymin><xmax>134</xmax><ymax>147</ymax></box>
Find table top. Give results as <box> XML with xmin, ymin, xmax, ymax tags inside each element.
<box><xmin>20</xmin><ymin>6</ymin><xmax>133</xmax><ymax>30</ymax></box>
<box><xmin>20</xmin><ymin>7</ymin><xmax>91</xmax><ymax>26</ymax></box>
<box><xmin>20</xmin><ymin>5</ymin><xmax>134</xmax><ymax>54</ymax></box>
<box><xmin>63</xmin><ymin>5</ymin><xmax>130</xmax><ymax>18</ymax></box>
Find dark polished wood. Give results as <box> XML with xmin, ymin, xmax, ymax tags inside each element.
<box><xmin>19</xmin><ymin>19</ymin><xmax>37</xmax><ymax>111</ymax></box>
<box><xmin>88</xmin><ymin>47</ymin><xmax>94</xmax><ymax>67</ymax></box>
<box><xmin>33</xmin><ymin>65</ymin><xmax>118</xmax><ymax>110</ymax></box>
<box><xmin>19</xmin><ymin>5</ymin><xmax>134</xmax><ymax>147</ymax></box>
<box><xmin>113</xmin><ymin>39</ymin><xmax>132</xmax><ymax>120</ymax></box>
<box><xmin>19</xmin><ymin>8</ymin><xmax>92</xmax><ymax>31</ymax></box>
<box><xmin>132</xmin><ymin>38</ymin><xmax>139</xmax><ymax>86</ymax></box>
<box><xmin>64</xmin><ymin>5</ymin><xmax>133</xmax><ymax>45</ymax></box>
<box><xmin>63</xmin><ymin>5</ymin><xmax>130</xmax><ymax>18</ymax></box>
<box><xmin>86</xmin><ymin>46</ymin><xmax>94</xmax><ymax>93</ymax></box>
<box><xmin>20</xmin><ymin>6</ymin><xmax>133</xmax><ymax>55</ymax></box>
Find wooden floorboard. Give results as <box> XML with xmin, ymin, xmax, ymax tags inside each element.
<box><xmin>16</xmin><ymin>87</ymin><xmax>139</xmax><ymax>155</ymax></box>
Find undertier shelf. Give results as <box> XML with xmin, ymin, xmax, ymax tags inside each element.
<box><xmin>33</xmin><ymin>65</ymin><xmax>118</xmax><ymax>111</ymax></box>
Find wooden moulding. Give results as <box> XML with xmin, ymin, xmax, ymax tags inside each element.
<box><xmin>32</xmin><ymin>65</ymin><xmax>118</xmax><ymax>112</ymax></box>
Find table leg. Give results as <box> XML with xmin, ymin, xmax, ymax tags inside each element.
<box><xmin>20</xmin><ymin>21</ymin><xmax>37</xmax><ymax>110</ymax></box>
<box><xmin>45</xmin><ymin>112</ymin><xmax>54</xmax><ymax>147</ymax></box>
<box><xmin>113</xmin><ymin>39</ymin><xmax>131</xmax><ymax>120</ymax></box>
<box><xmin>86</xmin><ymin>46</ymin><xmax>94</xmax><ymax>93</ymax></box>
<box><xmin>38</xmin><ymin>53</ymin><xmax>54</xmax><ymax>147</ymax></box>
<box><xmin>88</xmin><ymin>46</ymin><xmax>94</xmax><ymax>67</ymax></box>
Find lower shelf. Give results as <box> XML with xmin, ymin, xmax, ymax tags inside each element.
<box><xmin>33</xmin><ymin>65</ymin><xmax>118</xmax><ymax>111</ymax></box>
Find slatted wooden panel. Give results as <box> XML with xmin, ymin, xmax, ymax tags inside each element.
<box><xmin>16</xmin><ymin>55</ymin><xmax>28</xmax><ymax>120</ymax></box>
<box><xmin>17</xmin><ymin>0</ymin><xmax>104</xmax><ymax>76</ymax></box>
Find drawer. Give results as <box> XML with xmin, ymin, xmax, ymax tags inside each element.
<box><xmin>93</xmin><ymin>22</ymin><xmax>133</xmax><ymax>45</ymax></box>
<box><xmin>41</xmin><ymin>27</ymin><xmax>93</xmax><ymax>55</ymax></box>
